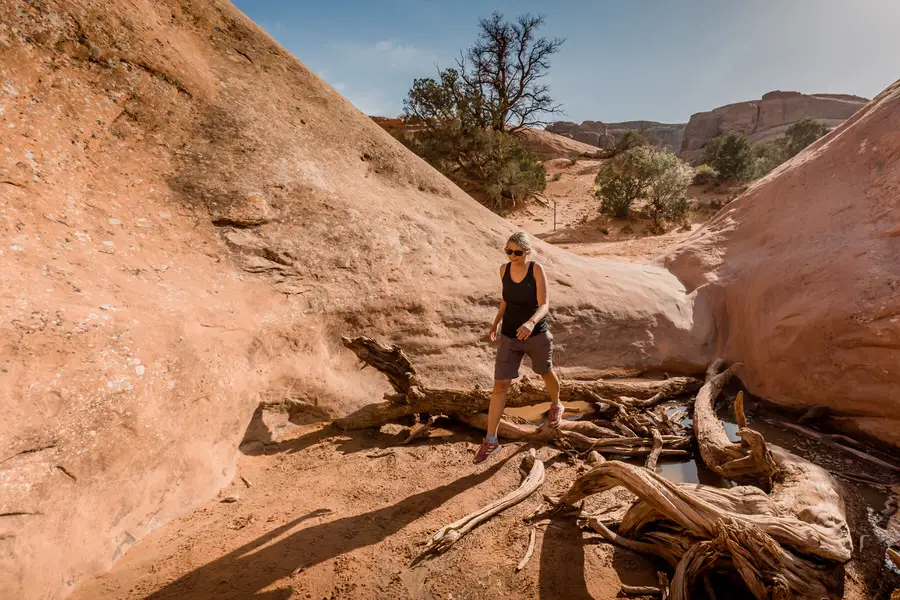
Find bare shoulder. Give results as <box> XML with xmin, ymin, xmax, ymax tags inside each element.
<box><xmin>499</xmin><ymin>263</ymin><xmax>508</xmax><ymax>276</ymax></box>
<box><xmin>532</xmin><ymin>262</ymin><xmax>547</xmax><ymax>276</ymax></box>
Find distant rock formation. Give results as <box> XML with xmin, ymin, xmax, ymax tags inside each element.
<box><xmin>679</xmin><ymin>90</ymin><xmax>868</xmax><ymax>162</ymax></box>
<box><xmin>546</xmin><ymin>120</ymin><xmax>686</xmax><ymax>152</ymax></box>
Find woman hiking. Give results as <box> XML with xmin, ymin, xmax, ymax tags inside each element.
<box><xmin>474</xmin><ymin>231</ymin><xmax>563</xmax><ymax>464</ymax></box>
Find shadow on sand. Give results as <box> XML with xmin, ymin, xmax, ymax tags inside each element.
<box><xmin>143</xmin><ymin>456</ymin><xmax>511</xmax><ymax>599</ymax></box>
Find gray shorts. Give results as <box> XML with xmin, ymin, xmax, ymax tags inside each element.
<box><xmin>494</xmin><ymin>331</ymin><xmax>553</xmax><ymax>381</ymax></box>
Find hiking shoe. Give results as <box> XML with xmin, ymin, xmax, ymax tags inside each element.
<box><xmin>473</xmin><ymin>438</ymin><xmax>502</xmax><ymax>464</ymax></box>
<box><xmin>548</xmin><ymin>402</ymin><xmax>565</xmax><ymax>429</ymax></box>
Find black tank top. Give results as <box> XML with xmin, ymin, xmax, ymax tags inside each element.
<box><xmin>501</xmin><ymin>262</ymin><xmax>549</xmax><ymax>339</ymax></box>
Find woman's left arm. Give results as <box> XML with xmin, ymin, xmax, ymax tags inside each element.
<box><xmin>517</xmin><ymin>263</ymin><xmax>550</xmax><ymax>339</ymax></box>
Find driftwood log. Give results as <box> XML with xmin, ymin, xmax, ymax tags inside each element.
<box><xmin>335</xmin><ymin>336</ymin><xmax>702</xmax><ymax>430</ymax></box>
<box><xmin>564</xmin><ymin>360</ymin><xmax>853</xmax><ymax>599</ymax></box>
<box><xmin>693</xmin><ymin>362</ymin><xmax>776</xmax><ymax>487</ymax></box>
<box><xmin>414</xmin><ymin>449</ymin><xmax>545</xmax><ymax>563</ymax></box>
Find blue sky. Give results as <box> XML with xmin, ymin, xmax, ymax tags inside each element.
<box><xmin>233</xmin><ymin>0</ymin><xmax>900</xmax><ymax>124</ymax></box>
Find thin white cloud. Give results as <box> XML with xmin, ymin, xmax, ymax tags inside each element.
<box><xmin>332</xmin><ymin>39</ymin><xmax>438</xmax><ymax>74</ymax></box>
<box><xmin>342</xmin><ymin>87</ymin><xmax>401</xmax><ymax>117</ymax></box>
<box><xmin>372</xmin><ymin>40</ymin><xmax>433</xmax><ymax>71</ymax></box>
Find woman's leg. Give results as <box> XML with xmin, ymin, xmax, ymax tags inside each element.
<box><xmin>487</xmin><ymin>379</ymin><xmax>512</xmax><ymax>437</ymax></box>
<box><xmin>542</xmin><ymin>369</ymin><xmax>561</xmax><ymax>405</ymax></box>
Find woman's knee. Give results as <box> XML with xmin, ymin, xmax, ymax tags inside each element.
<box><xmin>493</xmin><ymin>379</ymin><xmax>512</xmax><ymax>393</ymax></box>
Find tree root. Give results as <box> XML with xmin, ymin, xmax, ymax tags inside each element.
<box><xmin>414</xmin><ymin>449</ymin><xmax>545</xmax><ymax>563</ymax></box>
<box><xmin>565</xmin><ymin>357</ymin><xmax>853</xmax><ymax>599</ymax></box>
<box><xmin>457</xmin><ymin>413</ymin><xmax>691</xmax><ymax>458</ymax></box>
<box><xmin>693</xmin><ymin>363</ymin><xmax>776</xmax><ymax>487</ymax></box>
<box><xmin>516</xmin><ymin>527</ymin><xmax>537</xmax><ymax>572</ymax></box>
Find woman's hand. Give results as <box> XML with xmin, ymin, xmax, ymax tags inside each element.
<box><xmin>516</xmin><ymin>320</ymin><xmax>534</xmax><ymax>340</ymax></box>
<box><xmin>489</xmin><ymin>324</ymin><xmax>498</xmax><ymax>342</ymax></box>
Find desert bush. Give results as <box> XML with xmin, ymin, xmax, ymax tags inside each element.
<box><xmin>550</xmin><ymin>172</ymin><xmax>562</xmax><ymax>182</ymax></box>
<box><xmin>612</xmin><ymin>130</ymin><xmax>649</xmax><ymax>156</ymax></box>
<box><xmin>642</xmin><ymin>152</ymin><xmax>693</xmax><ymax>229</ymax></box>
<box><xmin>692</xmin><ymin>163</ymin><xmax>719</xmax><ymax>186</ymax></box>
<box><xmin>783</xmin><ymin>118</ymin><xmax>829</xmax><ymax>158</ymax></box>
<box><xmin>595</xmin><ymin>146</ymin><xmax>693</xmax><ymax>230</ymax></box>
<box><xmin>594</xmin><ymin>148</ymin><xmax>652</xmax><ymax>218</ymax></box>
<box><xmin>752</xmin><ymin>141</ymin><xmax>788</xmax><ymax>178</ymax></box>
<box><xmin>702</xmin><ymin>132</ymin><xmax>755</xmax><ymax>181</ymax></box>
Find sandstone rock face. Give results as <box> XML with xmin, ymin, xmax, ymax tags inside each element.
<box><xmin>0</xmin><ymin>1</ymin><xmax>712</xmax><ymax>598</ymax></box>
<box><xmin>547</xmin><ymin>120</ymin><xmax>685</xmax><ymax>151</ymax></box>
<box><xmin>515</xmin><ymin>128</ymin><xmax>605</xmax><ymax>160</ymax></box>
<box><xmin>680</xmin><ymin>91</ymin><xmax>868</xmax><ymax>162</ymax></box>
<box><xmin>665</xmin><ymin>80</ymin><xmax>900</xmax><ymax>447</ymax></box>
<box><xmin>574</xmin><ymin>131</ymin><xmax>602</xmax><ymax>146</ymax></box>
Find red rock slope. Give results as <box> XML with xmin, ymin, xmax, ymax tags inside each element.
<box><xmin>666</xmin><ymin>80</ymin><xmax>900</xmax><ymax>446</ymax></box>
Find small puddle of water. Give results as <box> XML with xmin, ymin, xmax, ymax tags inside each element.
<box><xmin>507</xmin><ymin>401</ymin><xmax>595</xmax><ymax>422</ymax></box>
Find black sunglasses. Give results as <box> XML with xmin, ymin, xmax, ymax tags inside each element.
<box><xmin>505</xmin><ymin>248</ymin><xmax>526</xmax><ymax>256</ymax></box>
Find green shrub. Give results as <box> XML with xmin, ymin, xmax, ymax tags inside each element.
<box><xmin>594</xmin><ymin>148</ymin><xmax>652</xmax><ymax>218</ymax></box>
<box><xmin>702</xmin><ymin>132</ymin><xmax>755</xmax><ymax>181</ymax></box>
<box><xmin>595</xmin><ymin>146</ymin><xmax>693</xmax><ymax>230</ymax></box>
<box><xmin>783</xmin><ymin>118</ymin><xmax>829</xmax><ymax>158</ymax></box>
<box><xmin>692</xmin><ymin>164</ymin><xmax>719</xmax><ymax>186</ymax></box>
<box><xmin>612</xmin><ymin>130</ymin><xmax>649</xmax><ymax>156</ymax></box>
<box><xmin>752</xmin><ymin>141</ymin><xmax>788</xmax><ymax>178</ymax></box>
<box><xmin>481</xmin><ymin>133</ymin><xmax>547</xmax><ymax>206</ymax></box>
<box><xmin>642</xmin><ymin>152</ymin><xmax>693</xmax><ymax>229</ymax></box>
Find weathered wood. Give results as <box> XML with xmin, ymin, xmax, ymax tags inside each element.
<box><xmin>516</xmin><ymin>527</ymin><xmax>537</xmax><ymax>572</ymax></box>
<box><xmin>620</xmin><ymin>584</ymin><xmax>664</xmax><ymax>596</ymax></box>
<box><xmin>402</xmin><ymin>414</ymin><xmax>438</xmax><ymax>444</ymax></box>
<box><xmin>457</xmin><ymin>413</ymin><xmax>691</xmax><ymax>457</ymax></box>
<box><xmin>570</xmin><ymin>460</ymin><xmax>851</xmax><ymax>599</ymax></box>
<box><xmin>645</xmin><ymin>427</ymin><xmax>663</xmax><ymax>471</ymax></box>
<box><xmin>342</xmin><ymin>336</ymin><xmax>418</xmax><ymax>393</ymax></box>
<box><xmin>693</xmin><ymin>362</ymin><xmax>776</xmax><ymax>486</ymax></box>
<box><xmin>567</xmin><ymin>361</ymin><xmax>855</xmax><ymax>600</ymax></box>
<box><xmin>415</xmin><ymin>450</ymin><xmax>545</xmax><ymax>562</ymax></box>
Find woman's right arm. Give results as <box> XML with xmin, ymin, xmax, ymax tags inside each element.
<box><xmin>490</xmin><ymin>264</ymin><xmax>507</xmax><ymax>341</ymax></box>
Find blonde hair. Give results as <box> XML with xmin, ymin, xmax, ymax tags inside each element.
<box><xmin>506</xmin><ymin>231</ymin><xmax>533</xmax><ymax>253</ymax></box>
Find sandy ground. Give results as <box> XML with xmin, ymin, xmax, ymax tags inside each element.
<box><xmin>69</xmin><ymin>413</ymin><xmax>894</xmax><ymax>600</ymax></box>
<box><xmin>71</xmin><ymin>422</ymin><xmax>655</xmax><ymax>600</ymax></box>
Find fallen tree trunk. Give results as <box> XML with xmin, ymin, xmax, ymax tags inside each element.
<box><xmin>335</xmin><ymin>336</ymin><xmax>702</xmax><ymax>430</ymax></box>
